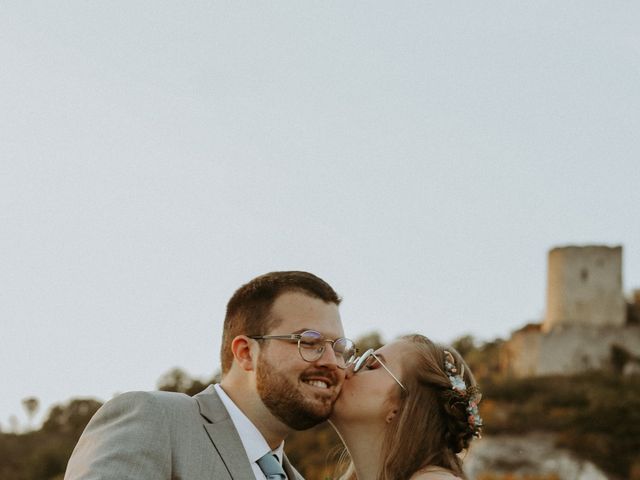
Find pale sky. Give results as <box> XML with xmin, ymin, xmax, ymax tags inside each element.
<box><xmin>2</xmin><ymin>1</ymin><xmax>640</xmax><ymax>430</ymax></box>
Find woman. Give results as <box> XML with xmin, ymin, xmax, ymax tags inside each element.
<box><xmin>330</xmin><ymin>334</ymin><xmax>482</xmax><ymax>480</ymax></box>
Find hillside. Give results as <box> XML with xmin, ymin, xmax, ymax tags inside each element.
<box><xmin>2</xmin><ymin>335</ymin><xmax>638</xmax><ymax>479</ymax></box>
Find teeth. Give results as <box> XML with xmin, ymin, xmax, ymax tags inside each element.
<box><xmin>306</xmin><ymin>380</ymin><xmax>328</xmax><ymax>389</ymax></box>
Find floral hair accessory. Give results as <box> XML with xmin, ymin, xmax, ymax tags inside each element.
<box><xmin>443</xmin><ymin>350</ymin><xmax>483</xmax><ymax>438</ymax></box>
<box><xmin>443</xmin><ymin>351</ymin><xmax>467</xmax><ymax>392</ymax></box>
<box><xmin>467</xmin><ymin>392</ymin><xmax>483</xmax><ymax>437</ymax></box>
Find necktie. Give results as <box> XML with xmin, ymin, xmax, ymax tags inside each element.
<box><xmin>257</xmin><ymin>452</ymin><xmax>287</xmax><ymax>480</ymax></box>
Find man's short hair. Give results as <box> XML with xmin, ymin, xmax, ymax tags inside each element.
<box><xmin>220</xmin><ymin>271</ymin><xmax>342</xmax><ymax>374</ymax></box>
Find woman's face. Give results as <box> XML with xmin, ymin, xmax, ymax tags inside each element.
<box><xmin>331</xmin><ymin>340</ymin><xmax>409</xmax><ymax>426</ymax></box>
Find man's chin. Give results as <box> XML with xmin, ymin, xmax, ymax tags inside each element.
<box><xmin>308</xmin><ymin>399</ymin><xmax>338</xmax><ymax>421</ymax></box>
<box><xmin>280</xmin><ymin>407</ymin><xmax>329</xmax><ymax>431</ymax></box>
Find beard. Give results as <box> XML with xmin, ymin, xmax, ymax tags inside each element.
<box><xmin>256</xmin><ymin>352</ymin><xmax>338</xmax><ymax>430</ymax></box>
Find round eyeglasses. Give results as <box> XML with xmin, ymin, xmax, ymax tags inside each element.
<box><xmin>248</xmin><ymin>330</ymin><xmax>357</xmax><ymax>369</ymax></box>
<box><xmin>352</xmin><ymin>348</ymin><xmax>406</xmax><ymax>390</ymax></box>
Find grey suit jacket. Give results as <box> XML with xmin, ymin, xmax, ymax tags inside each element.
<box><xmin>64</xmin><ymin>385</ymin><xmax>304</xmax><ymax>480</ymax></box>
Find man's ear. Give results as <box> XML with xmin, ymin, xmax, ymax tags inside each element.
<box><xmin>231</xmin><ymin>335</ymin><xmax>257</xmax><ymax>372</ymax></box>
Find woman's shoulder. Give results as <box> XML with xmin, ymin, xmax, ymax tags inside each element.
<box><xmin>409</xmin><ymin>468</ymin><xmax>463</xmax><ymax>480</ymax></box>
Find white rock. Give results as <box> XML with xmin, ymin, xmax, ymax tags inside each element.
<box><xmin>463</xmin><ymin>433</ymin><xmax>609</xmax><ymax>480</ymax></box>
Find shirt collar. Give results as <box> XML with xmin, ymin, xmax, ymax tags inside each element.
<box><xmin>213</xmin><ymin>384</ymin><xmax>285</xmax><ymax>464</ymax></box>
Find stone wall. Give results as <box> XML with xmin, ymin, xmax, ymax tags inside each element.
<box><xmin>501</xmin><ymin>324</ymin><xmax>542</xmax><ymax>377</ymax></box>
<box><xmin>504</xmin><ymin>324</ymin><xmax>640</xmax><ymax>377</ymax></box>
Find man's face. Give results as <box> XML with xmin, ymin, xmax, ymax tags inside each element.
<box><xmin>256</xmin><ymin>291</ymin><xmax>346</xmax><ymax>430</ymax></box>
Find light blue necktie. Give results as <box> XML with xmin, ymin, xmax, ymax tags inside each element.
<box><xmin>257</xmin><ymin>452</ymin><xmax>287</xmax><ymax>480</ymax></box>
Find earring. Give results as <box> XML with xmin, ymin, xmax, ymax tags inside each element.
<box><xmin>386</xmin><ymin>410</ymin><xmax>397</xmax><ymax>423</ymax></box>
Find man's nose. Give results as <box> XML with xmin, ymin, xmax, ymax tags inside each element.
<box><xmin>315</xmin><ymin>344</ymin><xmax>340</xmax><ymax>369</ymax></box>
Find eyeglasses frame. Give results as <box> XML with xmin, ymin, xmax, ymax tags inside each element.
<box><xmin>248</xmin><ymin>330</ymin><xmax>357</xmax><ymax>369</ymax></box>
<box><xmin>352</xmin><ymin>348</ymin><xmax>406</xmax><ymax>391</ymax></box>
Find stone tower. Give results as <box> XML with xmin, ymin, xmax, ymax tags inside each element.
<box><xmin>542</xmin><ymin>245</ymin><xmax>625</xmax><ymax>333</ymax></box>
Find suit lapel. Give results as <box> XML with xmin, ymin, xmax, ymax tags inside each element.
<box><xmin>195</xmin><ymin>386</ymin><xmax>256</xmax><ymax>480</ymax></box>
<box><xmin>283</xmin><ymin>453</ymin><xmax>303</xmax><ymax>480</ymax></box>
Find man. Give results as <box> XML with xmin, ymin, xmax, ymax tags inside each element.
<box><xmin>64</xmin><ymin>271</ymin><xmax>355</xmax><ymax>479</ymax></box>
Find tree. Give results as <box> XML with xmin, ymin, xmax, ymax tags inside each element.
<box><xmin>451</xmin><ymin>334</ymin><xmax>476</xmax><ymax>357</ymax></box>
<box><xmin>21</xmin><ymin>397</ymin><xmax>39</xmax><ymax>431</ymax></box>
<box><xmin>611</xmin><ymin>344</ymin><xmax>632</xmax><ymax>374</ymax></box>
<box><xmin>8</xmin><ymin>415</ymin><xmax>19</xmax><ymax>434</ymax></box>
<box><xmin>157</xmin><ymin>367</ymin><xmax>215</xmax><ymax>396</ymax></box>
<box><xmin>354</xmin><ymin>331</ymin><xmax>383</xmax><ymax>353</ymax></box>
<box><xmin>42</xmin><ymin>399</ymin><xmax>102</xmax><ymax>436</ymax></box>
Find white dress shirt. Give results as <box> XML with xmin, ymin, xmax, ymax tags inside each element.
<box><xmin>214</xmin><ymin>384</ymin><xmax>285</xmax><ymax>480</ymax></box>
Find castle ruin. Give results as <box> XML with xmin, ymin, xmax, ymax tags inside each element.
<box><xmin>503</xmin><ymin>245</ymin><xmax>640</xmax><ymax>377</ymax></box>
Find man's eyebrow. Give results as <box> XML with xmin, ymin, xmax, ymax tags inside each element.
<box><xmin>290</xmin><ymin>328</ymin><xmax>313</xmax><ymax>334</ymax></box>
<box><xmin>289</xmin><ymin>329</ymin><xmax>343</xmax><ymax>339</ymax></box>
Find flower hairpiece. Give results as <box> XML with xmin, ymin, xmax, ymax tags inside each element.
<box><xmin>466</xmin><ymin>393</ymin><xmax>483</xmax><ymax>436</ymax></box>
<box><xmin>443</xmin><ymin>350</ymin><xmax>483</xmax><ymax>438</ymax></box>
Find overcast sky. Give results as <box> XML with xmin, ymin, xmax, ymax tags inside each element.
<box><xmin>2</xmin><ymin>1</ymin><xmax>639</xmax><ymax>430</ymax></box>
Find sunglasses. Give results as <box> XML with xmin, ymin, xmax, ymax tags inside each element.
<box><xmin>352</xmin><ymin>348</ymin><xmax>406</xmax><ymax>390</ymax></box>
<box><xmin>249</xmin><ymin>330</ymin><xmax>357</xmax><ymax>369</ymax></box>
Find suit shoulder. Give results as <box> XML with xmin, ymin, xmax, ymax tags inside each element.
<box><xmin>65</xmin><ymin>391</ymin><xmax>180</xmax><ymax>479</ymax></box>
<box><xmin>94</xmin><ymin>389</ymin><xmax>196</xmax><ymax>422</ymax></box>
<box><xmin>107</xmin><ymin>389</ymin><xmax>192</xmax><ymax>406</ymax></box>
